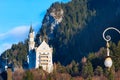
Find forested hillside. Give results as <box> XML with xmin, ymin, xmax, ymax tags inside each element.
<box><xmin>36</xmin><ymin>0</ymin><xmax>120</xmax><ymax>65</ymax></box>
<box><xmin>36</xmin><ymin>0</ymin><xmax>95</xmax><ymax>65</ymax></box>
<box><xmin>0</xmin><ymin>0</ymin><xmax>120</xmax><ymax>69</ymax></box>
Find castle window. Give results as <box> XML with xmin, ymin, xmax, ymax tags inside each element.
<box><xmin>40</xmin><ymin>56</ymin><xmax>48</xmax><ymax>58</ymax></box>
<box><xmin>41</xmin><ymin>52</ymin><xmax>49</xmax><ymax>55</ymax></box>
<box><xmin>43</xmin><ymin>52</ymin><xmax>45</xmax><ymax>54</ymax></box>
<box><xmin>41</xmin><ymin>60</ymin><xmax>48</xmax><ymax>62</ymax></box>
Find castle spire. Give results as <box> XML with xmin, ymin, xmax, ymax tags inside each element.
<box><xmin>29</xmin><ymin>25</ymin><xmax>34</xmax><ymax>33</ymax></box>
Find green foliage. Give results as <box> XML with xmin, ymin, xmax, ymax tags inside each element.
<box><xmin>66</xmin><ymin>60</ymin><xmax>79</xmax><ymax>76</ymax></box>
<box><xmin>50</xmin><ymin>0</ymin><xmax>95</xmax><ymax>65</ymax></box>
<box><xmin>88</xmin><ymin>53</ymin><xmax>96</xmax><ymax>61</ymax></box>
<box><xmin>104</xmin><ymin>68</ymin><xmax>115</xmax><ymax>80</ymax></box>
<box><xmin>87</xmin><ymin>48</ymin><xmax>106</xmax><ymax>70</ymax></box>
<box><xmin>23</xmin><ymin>70</ymin><xmax>34</xmax><ymax>80</ymax></box>
<box><xmin>36</xmin><ymin>0</ymin><xmax>120</xmax><ymax>66</ymax></box>
<box><xmin>81</xmin><ymin>60</ymin><xmax>93</xmax><ymax>79</ymax></box>
<box><xmin>71</xmin><ymin>62</ymin><xmax>79</xmax><ymax>75</ymax></box>
<box><xmin>94</xmin><ymin>66</ymin><xmax>103</xmax><ymax>76</ymax></box>
<box><xmin>110</xmin><ymin>41</ymin><xmax>120</xmax><ymax>71</ymax></box>
<box><xmin>32</xmin><ymin>0</ymin><xmax>96</xmax><ymax>65</ymax></box>
<box><xmin>56</xmin><ymin>62</ymin><xmax>67</xmax><ymax>73</ymax></box>
<box><xmin>0</xmin><ymin>39</ymin><xmax>28</xmax><ymax>68</ymax></box>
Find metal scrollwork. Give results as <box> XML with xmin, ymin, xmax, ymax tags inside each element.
<box><xmin>103</xmin><ymin>27</ymin><xmax>120</xmax><ymax>42</ymax></box>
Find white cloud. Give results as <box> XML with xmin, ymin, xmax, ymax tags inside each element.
<box><xmin>0</xmin><ymin>26</ymin><xmax>29</xmax><ymax>40</ymax></box>
<box><xmin>0</xmin><ymin>25</ymin><xmax>30</xmax><ymax>55</ymax></box>
<box><xmin>9</xmin><ymin>26</ymin><xmax>29</xmax><ymax>36</ymax></box>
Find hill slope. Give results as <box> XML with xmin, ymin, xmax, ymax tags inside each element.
<box><xmin>36</xmin><ymin>0</ymin><xmax>95</xmax><ymax>65</ymax></box>
<box><xmin>36</xmin><ymin>0</ymin><xmax>120</xmax><ymax>65</ymax></box>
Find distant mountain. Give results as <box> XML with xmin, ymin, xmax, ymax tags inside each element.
<box><xmin>1</xmin><ymin>0</ymin><xmax>120</xmax><ymax>68</ymax></box>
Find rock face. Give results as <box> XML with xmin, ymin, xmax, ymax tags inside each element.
<box><xmin>42</xmin><ymin>6</ymin><xmax>64</xmax><ymax>39</ymax></box>
<box><xmin>50</xmin><ymin>8</ymin><xmax>63</xmax><ymax>32</ymax></box>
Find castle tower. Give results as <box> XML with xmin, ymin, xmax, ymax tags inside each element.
<box><xmin>28</xmin><ymin>26</ymin><xmax>36</xmax><ymax>69</ymax></box>
<box><xmin>27</xmin><ymin>26</ymin><xmax>53</xmax><ymax>73</ymax></box>
<box><xmin>28</xmin><ymin>26</ymin><xmax>35</xmax><ymax>51</ymax></box>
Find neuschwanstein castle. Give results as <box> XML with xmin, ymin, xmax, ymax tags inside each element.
<box><xmin>27</xmin><ymin>27</ymin><xmax>53</xmax><ymax>73</ymax></box>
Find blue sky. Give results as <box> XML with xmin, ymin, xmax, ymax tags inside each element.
<box><xmin>0</xmin><ymin>0</ymin><xmax>70</xmax><ymax>54</ymax></box>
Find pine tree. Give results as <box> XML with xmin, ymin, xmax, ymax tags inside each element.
<box><xmin>94</xmin><ymin>66</ymin><xmax>103</xmax><ymax>76</ymax></box>
<box><xmin>81</xmin><ymin>60</ymin><xmax>93</xmax><ymax>79</ymax></box>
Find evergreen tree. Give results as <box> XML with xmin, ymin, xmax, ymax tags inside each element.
<box><xmin>94</xmin><ymin>66</ymin><xmax>103</xmax><ymax>76</ymax></box>
<box><xmin>81</xmin><ymin>60</ymin><xmax>93</xmax><ymax>79</ymax></box>
<box><xmin>111</xmin><ymin>41</ymin><xmax>120</xmax><ymax>71</ymax></box>
<box><xmin>104</xmin><ymin>68</ymin><xmax>115</xmax><ymax>80</ymax></box>
<box><xmin>67</xmin><ymin>60</ymin><xmax>79</xmax><ymax>76</ymax></box>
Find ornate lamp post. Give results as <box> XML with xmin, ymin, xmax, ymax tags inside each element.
<box><xmin>103</xmin><ymin>27</ymin><xmax>120</xmax><ymax>69</ymax></box>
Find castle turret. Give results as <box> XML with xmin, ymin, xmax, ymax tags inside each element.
<box><xmin>28</xmin><ymin>26</ymin><xmax>35</xmax><ymax>51</ymax></box>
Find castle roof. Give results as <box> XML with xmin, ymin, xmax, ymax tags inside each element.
<box><xmin>37</xmin><ymin>40</ymin><xmax>52</xmax><ymax>51</ymax></box>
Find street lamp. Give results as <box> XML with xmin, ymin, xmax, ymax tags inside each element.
<box><xmin>103</xmin><ymin>27</ymin><xmax>120</xmax><ymax>69</ymax></box>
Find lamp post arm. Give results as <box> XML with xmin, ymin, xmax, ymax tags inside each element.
<box><xmin>103</xmin><ymin>27</ymin><xmax>120</xmax><ymax>42</ymax></box>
